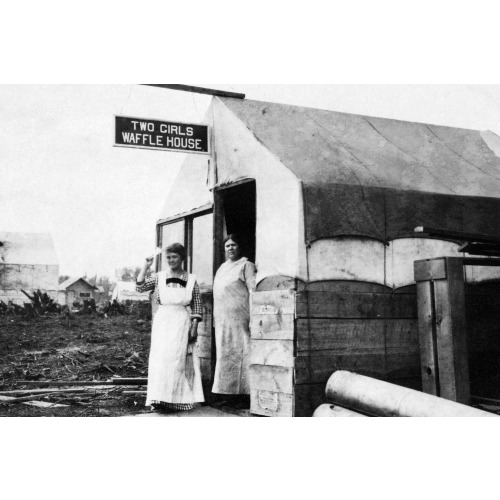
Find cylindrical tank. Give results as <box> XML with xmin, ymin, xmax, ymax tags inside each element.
<box><xmin>326</xmin><ymin>371</ymin><xmax>497</xmax><ymax>418</ymax></box>
<box><xmin>313</xmin><ymin>404</ymin><xmax>367</xmax><ymax>418</ymax></box>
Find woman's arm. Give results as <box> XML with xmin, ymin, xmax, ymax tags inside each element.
<box><xmin>136</xmin><ymin>257</ymin><xmax>156</xmax><ymax>293</ymax></box>
<box><xmin>189</xmin><ymin>281</ymin><xmax>203</xmax><ymax>344</ymax></box>
<box><xmin>242</xmin><ymin>262</ymin><xmax>257</xmax><ymax>293</ymax></box>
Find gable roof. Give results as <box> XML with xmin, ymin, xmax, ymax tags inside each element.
<box><xmin>59</xmin><ymin>277</ymin><xmax>98</xmax><ymax>291</ymax></box>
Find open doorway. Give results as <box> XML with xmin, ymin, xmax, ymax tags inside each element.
<box><xmin>210</xmin><ymin>180</ymin><xmax>256</xmax><ymax>399</ymax></box>
<box><xmin>213</xmin><ymin>180</ymin><xmax>257</xmax><ymax>270</ymax></box>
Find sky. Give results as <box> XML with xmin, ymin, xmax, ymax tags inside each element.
<box><xmin>2</xmin><ymin>84</ymin><xmax>500</xmax><ymax>279</ymax></box>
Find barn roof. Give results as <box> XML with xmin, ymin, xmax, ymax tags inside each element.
<box><xmin>0</xmin><ymin>232</ymin><xmax>58</xmax><ymax>266</ymax></box>
<box><xmin>218</xmin><ymin>98</ymin><xmax>500</xmax><ymax>242</ymax></box>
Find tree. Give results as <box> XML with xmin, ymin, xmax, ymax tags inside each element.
<box><xmin>97</xmin><ymin>276</ymin><xmax>113</xmax><ymax>296</ymax></box>
<box><xmin>116</xmin><ymin>267</ymin><xmax>141</xmax><ymax>282</ymax></box>
<box><xmin>58</xmin><ymin>275</ymin><xmax>70</xmax><ymax>284</ymax></box>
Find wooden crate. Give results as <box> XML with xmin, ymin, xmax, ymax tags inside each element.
<box><xmin>250</xmin><ymin>280</ymin><xmax>421</xmax><ymax>417</ymax></box>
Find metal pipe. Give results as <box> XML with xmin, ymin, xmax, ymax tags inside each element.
<box><xmin>313</xmin><ymin>404</ymin><xmax>367</xmax><ymax>418</ymax></box>
<box><xmin>326</xmin><ymin>371</ymin><xmax>498</xmax><ymax>417</ymax></box>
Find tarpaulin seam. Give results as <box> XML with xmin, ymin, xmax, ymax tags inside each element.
<box><xmin>304</xmin><ymin>111</ymin><xmax>382</xmax><ymax>190</ymax></box>
<box><xmin>364</xmin><ymin>118</ymin><xmax>460</xmax><ymax>196</ymax></box>
<box><xmin>425</xmin><ymin>124</ymin><xmax>500</xmax><ymax>183</ymax></box>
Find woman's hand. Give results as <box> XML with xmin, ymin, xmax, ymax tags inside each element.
<box><xmin>188</xmin><ymin>320</ymin><xmax>199</xmax><ymax>344</ymax></box>
<box><xmin>137</xmin><ymin>256</ymin><xmax>154</xmax><ymax>284</ymax></box>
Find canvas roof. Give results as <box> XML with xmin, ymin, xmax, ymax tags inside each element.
<box><xmin>0</xmin><ymin>232</ymin><xmax>58</xmax><ymax>266</ymax></box>
<box><xmin>218</xmin><ymin>98</ymin><xmax>500</xmax><ymax>243</ymax></box>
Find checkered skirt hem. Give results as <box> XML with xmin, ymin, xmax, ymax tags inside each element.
<box><xmin>150</xmin><ymin>401</ymin><xmax>194</xmax><ymax>411</ymax></box>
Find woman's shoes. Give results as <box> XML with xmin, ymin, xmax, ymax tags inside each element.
<box><xmin>151</xmin><ymin>405</ymin><xmax>176</xmax><ymax>414</ymax></box>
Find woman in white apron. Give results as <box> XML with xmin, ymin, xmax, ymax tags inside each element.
<box><xmin>136</xmin><ymin>243</ymin><xmax>204</xmax><ymax>413</ymax></box>
<box><xmin>212</xmin><ymin>235</ymin><xmax>256</xmax><ymax>403</ymax></box>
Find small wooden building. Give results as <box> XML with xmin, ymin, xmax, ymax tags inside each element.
<box><xmin>58</xmin><ymin>277</ymin><xmax>98</xmax><ymax>306</ymax></box>
<box><xmin>156</xmin><ymin>97</ymin><xmax>500</xmax><ymax>416</ymax></box>
<box><xmin>0</xmin><ymin>232</ymin><xmax>59</xmax><ymax>305</ymax></box>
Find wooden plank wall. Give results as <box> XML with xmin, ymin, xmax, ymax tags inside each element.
<box><xmin>295</xmin><ymin>282</ymin><xmax>420</xmax><ymax>416</ymax></box>
<box><xmin>414</xmin><ymin>258</ymin><xmax>471</xmax><ymax>404</ymax></box>
<box><xmin>250</xmin><ymin>278</ymin><xmax>421</xmax><ymax>417</ymax></box>
<box><xmin>197</xmin><ymin>292</ymin><xmax>213</xmax><ymax>398</ymax></box>
<box><xmin>250</xmin><ymin>288</ymin><xmax>296</xmax><ymax>417</ymax></box>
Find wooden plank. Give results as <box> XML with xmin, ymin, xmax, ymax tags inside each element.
<box><xmin>434</xmin><ymin>258</ymin><xmax>470</xmax><ymax>404</ymax></box>
<box><xmin>249</xmin><ymin>365</ymin><xmax>293</xmax><ymax>394</ymax></box>
<box><xmin>198</xmin><ymin>320</ymin><xmax>212</xmax><ymax>338</ymax></box>
<box><xmin>296</xmin><ymin>292</ymin><xmax>417</xmax><ymax>319</ymax></box>
<box><xmin>415</xmin><ymin>226</ymin><xmax>500</xmax><ymax>245</ymax></box>
<box><xmin>416</xmin><ymin>280</ymin><xmax>439</xmax><ymax>396</ymax></box>
<box><xmin>251</xmin><ymin>290</ymin><xmax>295</xmax><ymax>316</ymax></box>
<box><xmin>294</xmin><ymin>352</ymin><xmax>421</xmax><ymax>385</ymax></box>
<box><xmin>143</xmin><ymin>84</ymin><xmax>246</xmax><ymax>100</ymax></box>
<box><xmin>250</xmin><ymin>340</ymin><xmax>294</xmax><ymax>368</ymax></box>
<box><xmin>297</xmin><ymin>281</ymin><xmax>389</xmax><ymax>293</ymax></box>
<box><xmin>196</xmin><ymin>335</ymin><xmax>212</xmax><ymax>359</ymax></box>
<box><xmin>250</xmin><ymin>390</ymin><xmax>293</xmax><ymax>417</ymax></box>
<box><xmin>198</xmin><ymin>294</ymin><xmax>213</xmax><ymax>337</ymax></box>
<box><xmin>414</xmin><ymin>258</ymin><xmax>447</xmax><ymax>282</ymax></box>
<box><xmin>0</xmin><ymin>388</ymin><xmax>88</xmax><ymax>396</ymax></box>
<box><xmin>250</xmin><ymin>313</ymin><xmax>295</xmax><ymax>340</ymax></box>
<box><xmin>200</xmin><ymin>358</ymin><xmax>212</xmax><ymax>381</ymax></box>
<box><xmin>296</xmin><ymin>319</ymin><xmax>419</xmax><ymax>353</ymax></box>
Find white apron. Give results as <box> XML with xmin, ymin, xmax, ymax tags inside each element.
<box><xmin>146</xmin><ymin>272</ymin><xmax>204</xmax><ymax>406</ymax></box>
<box><xmin>212</xmin><ymin>258</ymin><xmax>255</xmax><ymax>395</ymax></box>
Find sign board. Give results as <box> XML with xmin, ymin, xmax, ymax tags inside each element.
<box><xmin>115</xmin><ymin>116</ymin><xmax>210</xmax><ymax>155</ymax></box>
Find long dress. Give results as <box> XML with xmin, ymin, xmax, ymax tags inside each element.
<box><xmin>212</xmin><ymin>257</ymin><xmax>256</xmax><ymax>395</ymax></box>
<box><xmin>144</xmin><ymin>272</ymin><xmax>204</xmax><ymax>409</ymax></box>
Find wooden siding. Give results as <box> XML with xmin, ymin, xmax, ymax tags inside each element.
<box><xmin>250</xmin><ymin>280</ymin><xmax>421</xmax><ymax>417</ymax></box>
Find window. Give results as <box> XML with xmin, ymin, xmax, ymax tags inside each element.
<box><xmin>157</xmin><ymin>207</ymin><xmax>213</xmax><ymax>289</ymax></box>
<box><xmin>80</xmin><ymin>293</ymin><xmax>91</xmax><ymax>298</ymax></box>
<box><xmin>192</xmin><ymin>213</ymin><xmax>214</xmax><ymax>287</ymax></box>
<box><xmin>160</xmin><ymin>221</ymin><xmax>185</xmax><ymax>270</ymax></box>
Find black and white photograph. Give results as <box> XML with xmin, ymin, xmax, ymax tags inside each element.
<box><xmin>2</xmin><ymin>83</ymin><xmax>500</xmax><ymax>419</ymax></box>
<box><xmin>1</xmin><ymin>3</ymin><xmax>500</xmax><ymax>498</ymax></box>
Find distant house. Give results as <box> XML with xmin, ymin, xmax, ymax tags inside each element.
<box><xmin>111</xmin><ymin>281</ymin><xmax>150</xmax><ymax>303</ymax></box>
<box><xmin>58</xmin><ymin>277</ymin><xmax>98</xmax><ymax>306</ymax></box>
<box><xmin>0</xmin><ymin>232</ymin><xmax>59</xmax><ymax>305</ymax></box>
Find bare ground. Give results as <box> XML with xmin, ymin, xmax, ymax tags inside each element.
<box><xmin>0</xmin><ymin>313</ymin><xmax>154</xmax><ymax>417</ymax></box>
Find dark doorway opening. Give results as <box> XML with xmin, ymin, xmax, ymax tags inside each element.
<box><xmin>211</xmin><ymin>180</ymin><xmax>256</xmax><ymax>397</ymax></box>
<box><xmin>214</xmin><ymin>180</ymin><xmax>257</xmax><ymax>270</ymax></box>
<box><xmin>466</xmin><ymin>281</ymin><xmax>500</xmax><ymax>400</ymax></box>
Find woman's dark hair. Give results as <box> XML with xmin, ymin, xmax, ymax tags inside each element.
<box><xmin>224</xmin><ymin>234</ymin><xmax>242</xmax><ymax>246</ymax></box>
<box><xmin>166</xmin><ymin>243</ymin><xmax>186</xmax><ymax>261</ymax></box>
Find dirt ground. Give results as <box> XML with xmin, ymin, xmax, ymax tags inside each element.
<box><xmin>0</xmin><ymin>312</ymin><xmax>155</xmax><ymax>417</ymax></box>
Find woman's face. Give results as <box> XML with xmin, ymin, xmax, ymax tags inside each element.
<box><xmin>225</xmin><ymin>239</ymin><xmax>241</xmax><ymax>262</ymax></box>
<box><xmin>166</xmin><ymin>252</ymin><xmax>183</xmax><ymax>271</ymax></box>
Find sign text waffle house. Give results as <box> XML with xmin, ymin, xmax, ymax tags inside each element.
<box><xmin>115</xmin><ymin>116</ymin><xmax>210</xmax><ymax>154</ymax></box>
